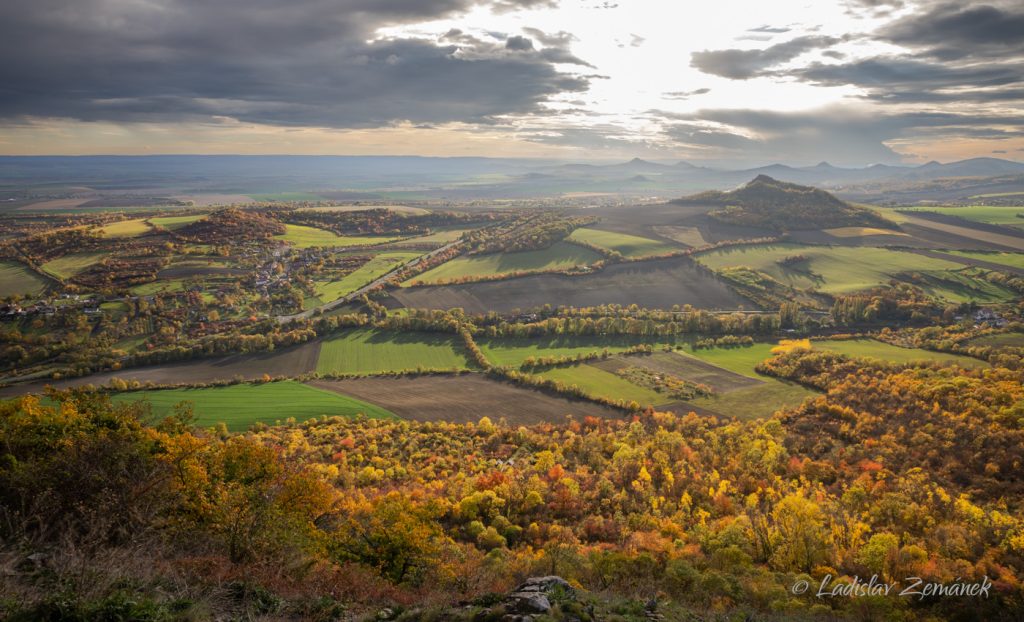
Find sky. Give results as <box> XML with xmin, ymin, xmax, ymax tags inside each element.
<box><xmin>1</xmin><ymin>0</ymin><xmax>1022</xmax><ymax>166</ymax></box>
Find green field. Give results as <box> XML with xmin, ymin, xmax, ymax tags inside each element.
<box><xmin>903</xmin><ymin>205</ymin><xmax>1024</xmax><ymax>228</ymax></box>
<box><xmin>311</xmin><ymin>251</ymin><xmax>420</xmax><ymax>306</ymax></box>
<box><xmin>682</xmin><ymin>343</ymin><xmax>779</xmax><ymax>377</ymax></box>
<box><xmin>407</xmin><ymin>242</ymin><xmax>602</xmax><ymax>284</ymax></box>
<box><xmin>100</xmin><ymin>218</ymin><xmax>152</xmax><ymax>238</ymax></box>
<box><xmin>696</xmin><ymin>243</ymin><xmax>1014</xmax><ymax>302</ymax></box>
<box><xmin>538</xmin><ymin>364</ymin><xmax>664</xmax><ymax>406</ymax></box>
<box><xmin>316</xmin><ymin>329</ymin><xmax>473</xmax><ymax>375</ymax></box>
<box><xmin>275</xmin><ymin>224</ymin><xmax>399</xmax><ymax>249</ymax></box>
<box><xmin>40</xmin><ymin>252</ymin><xmax>107</xmax><ymax>279</ymax></box>
<box><xmin>677</xmin><ymin>339</ymin><xmax>983</xmax><ymax>420</ymax></box>
<box><xmin>690</xmin><ymin>380</ymin><xmax>818</xmax><ymax>421</ymax></box>
<box><xmin>568</xmin><ymin>227</ymin><xmax>677</xmax><ymax>258</ymax></box>
<box><xmin>479</xmin><ymin>335</ymin><xmax>671</xmax><ymax>367</ymax></box>
<box><xmin>111</xmin><ymin>381</ymin><xmax>394</xmax><ymax>431</ymax></box>
<box><xmin>676</xmin><ymin>344</ymin><xmax>816</xmax><ymax>419</ymax></box>
<box><xmin>947</xmin><ymin>250</ymin><xmax>1024</xmax><ymax>270</ymax></box>
<box><xmin>0</xmin><ymin>261</ymin><xmax>50</xmax><ymax>297</ymax></box>
<box><xmin>150</xmin><ymin>214</ymin><xmax>207</xmax><ymax>230</ymax></box>
<box><xmin>814</xmin><ymin>339</ymin><xmax>986</xmax><ymax>367</ymax></box>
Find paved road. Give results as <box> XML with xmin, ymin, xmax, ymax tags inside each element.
<box><xmin>275</xmin><ymin>240</ymin><xmax>462</xmax><ymax>323</ymax></box>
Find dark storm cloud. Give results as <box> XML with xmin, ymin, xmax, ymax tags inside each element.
<box><xmin>0</xmin><ymin>0</ymin><xmax>590</xmax><ymax>127</ymax></box>
<box><xmin>880</xmin><ymin>2</ymin><xmax>1024</xmax><ymax>59</ymax></box>
<box><xmin>659</xmin><ymin>107</ymin><xmax>1024</xmax><ymax>165</ymax></box>
<box><xmin>793</xmin><ymin>57</ymin><xmax>1024</xmax><ymax>90</ymax></box>
<box><xmin>690</xmin><ymin>36</ymin><xmax>841</xmax><ymax>79</ymax></box>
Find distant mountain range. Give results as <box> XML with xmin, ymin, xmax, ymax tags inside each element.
<box><xmin>1</xmin><ymin>155</ymin><xmax>1022</xmax><ymax>203</ymax></box>
<box><xmin>533</xmin><ymin>156</ymin><xmax>1024</xmax><ymax>189</ymax></box>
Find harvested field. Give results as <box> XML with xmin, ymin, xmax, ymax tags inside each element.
<box><xmin>0</xmin><ymin>341</ymin><xmax>322</xmax><ymax>397</ymax></box>
<box><xmin>311</xmin><ymin>374</ymin><xmax>624</xmax><ymax>424</ymax></box>
<box><xmin>652</xmin><ymin>226</ymin><xmax>706</xmax><ymax>247</ymax></box>
<box><xmin>967</xmin><ymin>332</ymin><xmax>1024</xmax><ymax>348</ymax></box>
<box><xmin>897</xmin><ymin>212</ymin><xmax>1024</xmax><ymax>251</ymax></box>
<box><xmin>388</xmin><ymin>255</ymin><xmax>752</xmax><ymax>312</ymax></box>
<box><xmin>590</xmin><ymin>351</ymin><xmax>763</xmax><ymax>394</ymax></box>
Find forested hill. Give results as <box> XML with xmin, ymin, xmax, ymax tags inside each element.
<box><xmin>675</xmin><ymin>175</ymin><xmax>892</xmax><ymax>230</ymax></box>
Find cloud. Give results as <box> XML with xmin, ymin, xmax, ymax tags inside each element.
<box><xmin>506</xmin><ymin>35</ymin><xmax>535</xmax><ymax>50</ymax></box>
<box><xmin>747</xmin><ymin>25</ymin><xmax>792</xmax><ymax>34</ymax></box>
<box><xmin>880</xmin><ymin>2</ymin><xmax>1024</xmax><ymax>60</ymax></box>
<box><xmin>793</xmin><ymin>57</ymin><xmax>1024</xmax><ymax>90</ymax></box>
<box><xmin>691</xmin><ymin>36</ymin><xmax>841</xmax><ymax>79</ymax></box>
<box><xmin>662</xmin><ymin>88</ymin><xmax>711</xmax><ymax>100</ymax></box>
<box><xmin>0</xmin><ymin>0</ymin><xmax>590</xmax><ymax>128</ymax></box>
<box><xmin>659</xmin><ymin>106</ymin><xmax>1024</xmax><ymax>165</ymax></box>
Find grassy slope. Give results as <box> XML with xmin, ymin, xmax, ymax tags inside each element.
<box><xmin>407</xmin><ymin>242</ymin><xmax>602</xmax><ymax>284</ymax></box>
<box><xmin>275</xmin><ymin>224</ymin><xmax>398</xmax><ymax>249</ymax></box>
<box><xmin>150</xmin><ymin>215</ymin><xmax>207</xmax><ymax>230</ymax></box>
<box><xmin>111</xmin><ymin>380</ymin><xmax>395</xmax><ymax>431</ymax></box>
<box><xmin>538</xmin><ymin>364</ymin><xmax>664</xmax><ymax>405</ymax></box>
<box><xmin>815</xmin><ymin>338</ymin><xmax>986</xmax><ymax>367</ymax></box>
<box><xmin>695</xmin><ymin>243</ymin><xmax>1013</xmax><ymax>302</ymax></box>
<box><xmin>40</xmin><ymin>252</ymin><xmax>107</xmax><ymax>279</ymax></box>
<box><xmin>316</xmin><ymin>329</ymin><xmax>472</xmax><ymax>374</ymax></box>
<box><xmin>100</xmin><ymin>219</ymin><xmax>152</xmax><ymax>238</ymax></box>
<box><xmin>0</xmin><ymin>262</ymin><xmax>50</xmax><ymax>297</ymax></box>
<box><xmin>947</xmin><ymin>250</ymin><xmax>1024</xmax><ymax>270</ymax></box>
<box><xmin>567</xmin><ymin>228</ymin><xmax>677</xmax><ymax>258</ymax></box>
<box><xmin>312</xmin><ymin>251</ymin><xmax>420</xmax><ymax>304</ymax></box>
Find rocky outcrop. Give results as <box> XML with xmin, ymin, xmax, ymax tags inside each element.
<box><xmin>505</xmin><ymin>576</ymin><xmax>571</xmax><ymax>615</ymax></box>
